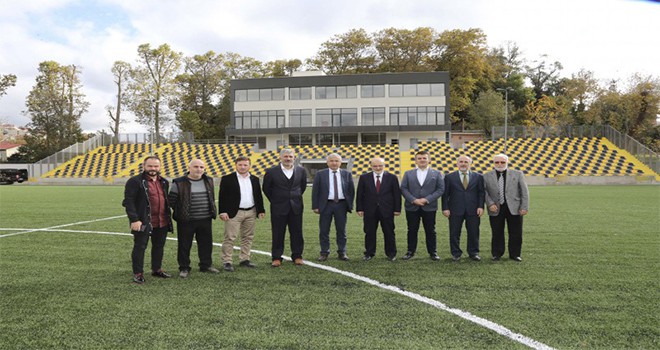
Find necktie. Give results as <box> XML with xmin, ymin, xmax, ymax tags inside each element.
<box><xmin>332</xmin><ymin>171</ymin><xmax>339</xmax><ymax>202</ymax></box>
<box><xmin>461</xmin><ymin>172</ymin><xmax>468</xmax><ymax>190</ymax></box>
<box><xmin>376</xmin><ymin>175</ymin><xmax>381</xmax><ymax>193</ymax></box>
<box><xmin>498</xmin><ymin>173</ymin><xmax>505</xmax><ymax>205</ymax></box>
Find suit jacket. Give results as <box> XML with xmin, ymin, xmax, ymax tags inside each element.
<box><xmin>311</xmin><ymin>168</ymin><xmax>355</xmax><ymax>213</ymax></box>
<box><xmin>262</xmin><ymin>164</ymin><xmax>308</xmax><ymax>216</ymax></box>
<box><xmin>356</xmin><ymin>171</ymin><xmax>401</xmax><ymax>218</ymax></box>
<box><xmin>483</xmin><ymin>168</ymin><xmax>529</xmax><ymax>216</ymax></box>
<box><xmin>400</xmin><ymin>168</ymin><xmax>444</xmax><ymax>212</ymax></box>
<box><xmin>441</xmin><ymin>171</ymin><xmax>485</xmax><ymax>216</ymax></box>
<box><xmin>217</xmin><ymin>172</ymin><xmax>266</xmax><ymax>219</ymax></box>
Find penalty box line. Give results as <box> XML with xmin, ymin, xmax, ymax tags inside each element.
<box><xmin>0</xmin><ymin>227</ymin><xmax>555</xmax><ymax>350</ymax></box>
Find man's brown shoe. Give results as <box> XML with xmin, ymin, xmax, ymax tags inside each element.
<box><xmin>338</xmin><ymin>253</ymin><xmax>349</xmax><ymax>261</ymax></box>
<box><xmin>318</xmin><ymin>254</ymin><xmax>328</xmax><ymax>262</ymax></box>
<box><xmin>294</xmin><ymin>258</ymin><xmax>304</xmax><ymax>265</ymax></box>
<box><xmin>271</xmin><ymin>260</ymin><xmax>281</xmax><ymax>267</ymax></box>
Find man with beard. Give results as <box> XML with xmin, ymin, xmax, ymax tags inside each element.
<box><xmin>483</xmin><ymin>154</ymin><xmax>529</xmax><ymax>262</ymax></box>
<box><xmin>123</xmin><ymin>156</ymin><xmax>173</xmax><ymax>284</ymax></box>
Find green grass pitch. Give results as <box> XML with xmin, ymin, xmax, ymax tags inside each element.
<box><xmin>0</xmin><ymin>185</ymin><xmax>658</xmax><ymax>349</ymax></box>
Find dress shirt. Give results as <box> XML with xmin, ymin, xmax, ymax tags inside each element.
<box><xmin>373</xmin><ymin>171</ymin><xmax>384</xmax><ymax>186</ymax></box>
<box><xmin>280</xmin><ymin>164</ymin><xmax>294</xmax><ymax>179</ymax></box>
<box><xmin>328</xmin><ymin>169</ymin><xmax>345</xmax><ymax>200</ymax></box>
<box><xmin>416</xmin><ymin>168</ymin><xmax>428</xmax><ymax>185</ymax></box>
<box><xmin>237</xmin><ymin>172</ymin><xmax>255</xmax><ymax>208</ymax></box>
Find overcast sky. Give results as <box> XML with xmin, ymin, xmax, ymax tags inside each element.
<box><xmin>0</xmin><ymin>0</ymin><xmax>658</xmax><ymax>133</ymax></box>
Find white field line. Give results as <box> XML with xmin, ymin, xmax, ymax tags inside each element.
<box><xmin>0</xmin><ymin>215</ymin><xmax>125</xmax><ymax>238</ymax></box>
<box><xmin>0</xmin><ymin>227</ymin><xmax>555</xmax><ymax>350</ymax></box>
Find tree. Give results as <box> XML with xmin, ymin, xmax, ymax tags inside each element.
<box><xmin>373</xmin><ymin>27</ymin><xmax>436</xmax><ymax>72</ymax></box>
<box><xmin>0</xmin><ymin>74</ymin><xmax>17</xmax><ymax>98</ymax></box>
<box><xmin>519</xmin><ymin>95</ymin><xmax>571</xmax><ymax>127</ymax></box>
<box><xmin>432</xmin><ymin>28</ymin><xmax>495</xmax><ymax>129</ymax></box>
<box><xmin>264</xmin><ymin>59</ymin><xmax>302</xmax><ymax>77</ymax></box>
<box><xmin>307</xmin><ymin>28</ymin><xmax>376</xmax><ymax>74</ymax></box>
<box><xmin>126</xmin><ymin>43</ymin><xmax>182</xmax><ymax>141</ymax></box>
<box><xmin>468</xmin><ymin>90</ymin><xmax>506</xmax><ymax>135</ymax></box>
<box><xmin>106</xmin><ymin>61</ymin><xmax>131</xmax><ymax>139</ymax></box>
<box><xmin>174</xmin><ymin>51</ymin><xmax>225</xmax><ymax>139</ymax></box>
<box><xmin>525</xmin><ymin>55</ymin><xmax>564</xmax><ymax>100</ymax></box>
<box><xmin>560</xmin><ymin>69</ymin><xmax>602</xmax><ymax>125</ymax></box>
<box><xmin>23</xmin><ymin>61</ymin><xmax>88</xmax><ymax>161</ymax></box>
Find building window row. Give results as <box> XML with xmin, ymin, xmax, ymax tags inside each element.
<box><xmin>236</xmin><ymin>83</ymin><xmax>445</xmax><ymax>102</ymax></box>
<box><xmin>234</xmin><ymin>110</ymin><xmax>285</xmax><ymax>129</ymax></box>
<box><xmin>235</xmin><ymin>88</ymin><xmax>286</xmax><ymax>102</ymax></box>
<box><xmin>288</xmin><ymin>132</ymin><xmax>385</xmax><ymax>146</ymax></box>
<box><xmin>389</xmin><ymin>83</ymin><xmax>445</xmax><ymax>97</ymax></box>
<box><xmin>235</xmin><ymin>106</ymin><xmax>444</xmax><ymax>129</ymax></box>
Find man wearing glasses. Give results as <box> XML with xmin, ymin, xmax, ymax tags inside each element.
<box><xmin>483</xmin><ymin>154</ymin><xmax>529</xmax><ymax>262</ymax></box>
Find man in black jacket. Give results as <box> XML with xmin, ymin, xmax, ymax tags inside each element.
<box><xmin>218</xmin><ymin>156</ymin><xmax>265</xmax><ymax>271</ymax></box>
<box><xmin>262</xmin><ymin>148</ymin><xmax>308</xmax><ymax>267</ymax></box>
<box><xmin>169</xmin><ymin>159</ymin><xmax>219</xmax><ymax>278</ymax></box>
<box><xmin>122</xmin><ymin>156</ymin><xmax>173</xmax><ymax>284</ymax></box>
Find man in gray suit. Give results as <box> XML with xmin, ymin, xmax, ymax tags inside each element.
<box><xmin>483</xmin><ymin>154</ymin><xmax>529</xmax><ymax>262</ymax></box>
<box><xmin>400</xmin><ymin>150</ymin><xmax>444</xmax><ymax>261</ymax></box>
<box><xmin>312</xmin><ymin>153</ymin><xmax>355</xmax><ymax>262</ymax></box>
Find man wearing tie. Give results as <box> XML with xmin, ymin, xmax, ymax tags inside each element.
<box><xmin>483</xmin><ymin>154</ymin><xmax>529</xmax><ymax>262</ymax></box>
<box><xmin>441</xmin><ymin>155</ymin><xmax>485</xmax><ymax>262</ymax></box>
<box><xmin>400</xmin><ymin>150</ymin><xmax>444</xmax><ymax>261</ymax></box>
<box><xmin>312</xmin><ymin>153</ymin><xmax>355</xmax><ymax>262</ymax></box>
<box><xmin>263</xmin><ymin>148</ymin><xmax>308</xmax><ymax>267</ymax></box>
<box><xmin>356</xmin><ymin>157</ymin><xmax>401</xmax><ymax>262</ymax></box>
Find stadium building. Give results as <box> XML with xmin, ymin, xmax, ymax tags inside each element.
<box><xmin>227</xmin><ymin>71</ymin><xmax>450</xmax><ymax>151</ymax></box>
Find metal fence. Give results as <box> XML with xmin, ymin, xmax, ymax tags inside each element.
<box><xmin>491</xmin><ymin>125</ymin><xmax>659</xmax><ymax>174</ymax></box>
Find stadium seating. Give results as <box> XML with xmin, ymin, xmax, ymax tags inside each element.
<box><xmin>41</xmin><ymin>137</ymin><xmax>656</xmax><ymax>180</ymax></box>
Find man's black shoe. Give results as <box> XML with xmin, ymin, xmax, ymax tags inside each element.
<box><xmin>239</xmin><ymin>260</ymin><xmax>256</xmax><ymax>268</ymax></box>
<box><xmin>151</xmin><ymin>269</ymin><xmax>171</xmax><ymax>278</ymax></box>
<box><xmin>430</xmin><ymin>253</ymin><xmax>440</xmax><ymax>261</ymax></box>
<box><xmin>223</xmin><ymin>263</ymin><xmax>235</xmax><ymax>272</ymax></box>
<box><xmin>469</xmin><ymin>255</ymin><xmax>481</xmax><ymax>261</ymax></box>
<box><xmin>387</xmin><ymin>256</ymin><xmax>397</xmax><ymax>262</ymax></box>
<box><xmin>363</xmin><ymin>255</ymin><xmax>373</xmax><ymax>261</ymax></box>
<box><xmin>402</xmin><ymin>252</ymin><xmax>414</xmax><ymax>260</ymax></box>
<box><xmin>133</xmin><ymin>273</ymin><xmax>145</xmax><ymax>284</ymax></box>
<box><xmin>452</xmin><ymin>256</ymin><xmax>461</xmax><ymax>262</ymax></box>
<box><xmin>492</xmin><ymin>256</ymin><xmax>501</xmax><ymax>261</ymax></box>
<box><xmin>338</xmin><ymin>253</ymin><xmax>349</xmax><ymax>261</ymax></box>
<box><xmin>511</xmin><ymin>256</ymin><xmax>522</xmax><ymax>262</ymax></box>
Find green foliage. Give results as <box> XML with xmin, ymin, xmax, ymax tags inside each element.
<box><xmin>0</xmin><ymin>73</ymin><xmax>17</xmax><ymax>97</ymax></box>
<box><xmin>307</xmin><ymin>28</ymin><xmax>376</xmax><ymax>74</ymax></box>
<box><xmin>373</xmin><ymin>27</ymin><xmax>436</xmax><ymax>72</ymax></box>
<box><xmin>468</xmin><ymin>90</ymin><xmax>506</xmax><ymax>135</ymax></box>
<box><xmin>0</xmin><ymin>185</ymin><xmax>658</xmax><ymax>349</ymax></box>
<box><xmin>22</xmin><ymin>61</ymin><xmax>88</xmax><ymax>161</ymax></box>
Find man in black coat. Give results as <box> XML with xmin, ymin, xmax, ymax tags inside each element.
<box><xmin>218</xmin><ymin>156</ymin><xmax>266</xmax><ymax>271</ymax></box>
<box><xmin>262</xmin><ymin>148</ymin><xmax>308</xmax><ymax>267</ymax></box>
<box><xmin>356</xmin><ymin>157</ymin><xmax>401</xmax><ymax>261</ymax></box>
<box><xmin>122</xmin><ymin>156</ymin><xmax>172</xmax><ymax>284</ymax></box>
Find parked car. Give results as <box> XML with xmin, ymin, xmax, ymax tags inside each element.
<box><xmin>0</xmin><ymin>168</ymin><xmax>28</xmax><ymax>185</ymax></box>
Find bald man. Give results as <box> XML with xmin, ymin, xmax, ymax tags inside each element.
<box><xmin>169</xmin><ymin>159</ymin><xmax>220</xmax><ymax>277</ymax></box>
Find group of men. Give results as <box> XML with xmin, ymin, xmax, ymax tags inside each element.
<box><xmin>123</xmin><ymin>148</ymin><xmax>529</xmax><ymax>284</ymax></box>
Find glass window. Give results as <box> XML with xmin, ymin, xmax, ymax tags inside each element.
<box><xmin>290</xmin><ymin>88</ymin><xmax>300</xmax><ymax>100</ymax></box>
<box><xmin>316</xmin><ymin>109</ymin><xmax>332</xmax><ymax>127</ymax></box>
<box><xmin>347</xmin><ymin>86</ymin><xmax>357</xmax><ymax>98</ymax></box>
<box><xmin>362</xmin><ymin>133</ymin><xmax>385</xmax><ymax>145</ymax></box>
<box><xmin>235</xmin><ymin>117</ymin><xmax>242</xmax><ymax>129</ymax></box>
<box><xmin>247</xmin><ymin>89</ymin><xmax>259</xmax><ymax>101</ymax></box>
<box><xmin>403</xmin><ymin>84</ymin><xmax>417</xmax><ymax>97</ymax></box>
<box><xmin>300</xmin><ymin>87</ymin><xmax>311</xmax><ymax>100</ymax></box>
<box><xmin>361</xmin><ymin>85</ymin><xmax>373</xmax><ymax>98</ymax></box>
<box><xmin>372</xmin><ymin>85</ymin><xmax>384</xmax><ymax>97</ymax></box>
<box><xmin>417</xmin><ymin>84</ymin><xmax>431</xmax><ymax>96</ymax></box>
<box><xmin>337</xmin><ymin>86</ymin><xmax>346</xmax><ymax>98</ymax></box>
<box><xmin>317</xmin><ymin>133</ymin><xmax>333</xmax><ymax>145</ymax></box>
<box><xmin>289</xmin><ymin>134</ymin><xmax>312</xmax><ymax>146</ymax></box>
<box><xmin>259</xmin><ymin>89</ymin><xmax>272</xmax><ymax>101</ymax></box>
<box><xmin>373</xmin><ymin>108</ymin><xmax>386</xmax><ymax>125</ymax></box>
<box><xmin>431</xmin><ymin>83</ymin><xmax>444</xmax><ymax>96</ymax></box>
<box><xmin>272</xmin><ymin>88</ymin><xmax>284</xmax><ymax>100</ymax></box>
<box><xmin>235</xmin><ymin>90</ymin><xmax>247</xmax><ymax>102</ymax></box>
<box><xmin>327</xmin><ymin>87</ymin><xmax>336</xmax><ymax>99</ymax></box>
<box><xmin>389</xmin><ymin>84</ymin><xmax>402</xmax><ymax>97</ymax></box>
<box><xmin>341</xmin><ymin>108</ymin><xmax>357</xmax><ymax>126</ymax></box>
<box><xmin>315</xmin><ymin>87</ymin><xmax>326</xmax><ymax>99</ymax></box>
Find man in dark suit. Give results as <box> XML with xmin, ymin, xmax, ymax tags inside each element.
<box><xmin>483</xmin><ymin>154</ymin><xmax>529</xmax><ymax>262</ymax></box>
<box><xmin>441</xmin><ymin>155</ymin><xmax>485</xmax><ymax>262</ymax></box>
<box><xmin>400</xmin><ymin>150</ymin><xmax>444</xmax><ymax>261</ymax></box>
<box><xmin>312</xmin><ymin>153</ymin><xmax>355</xmax><ymax>262</ymax></box>
<box><xmin>263</xmin><ymin>148</ymin><xmax>308</xmax><ymax>267</ymax></box>
<box><xmin>356</xmin><ymin>157</ymin><xmax>401</xmax><ymax>261</ymax></box>
<box><xmin>218</xmin><ymin>156</ymin><xmax>266</xmax><ymax>271</ymax></box>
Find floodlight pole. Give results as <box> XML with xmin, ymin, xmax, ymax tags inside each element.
<box><xmin>496</xmin><ymin>88</ymin><xmax>513</xmax><ymax>153</ymax></box>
